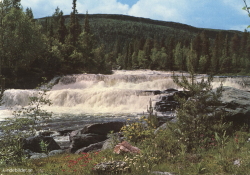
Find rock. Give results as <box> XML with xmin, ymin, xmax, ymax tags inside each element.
<box><xmin>154</xmin><ymin>123</ymin><xmax>168</xmax><ymax>135</ymax></box>
<box><xmin>93</xmin><ymin>161</ymin><xmax>130</xmax><ymax>174</ymax></box>
<box><xmin>23</xmin><ymin>149</ymin><xmax>35</xmax><ymax>158</ymax></box>
<box><xmin>69</xmin><ymin>134</ymin><xmax>107</xmax><ymax>153</ymax></box>
<box><xmin>75</xmin><ymin>141</ymin><xmax>105</xmax><ymax>154</ymax></box>
<box><xmin>233</xmin><ymin>159</ymin><xmax>241</xmax><ymax>167</ymax></box>
<box><xmin>48</xmin><ymin>150</ymin><xmax>65</xmax><ymax>157</ymax></box>
<box><xmin>53</xmin><ymin>135</ymin><xmax>71</xmax><ymax>150</ymax></box>
<box><xmin>81</xmin><ymin>122</ymin><xmax>125</xmax><ymax>135</ymax></box>
<box><xmin>102</xmin><ymin>132</ymin><xmax>124</xmax><ymax>150</ymax></box>
<box><xmin>114</xmin><ymin>141</ymin><xmax>141</xmax><ymax>154</ymax></box>
<box><xmin>154</xmin><ymin>90</ymin><xmax>190</xmax><ymax>112</ymax></box>
<box><xmin>22</xmin><ymin>136</ymin><xmax>61</xmax><ymax>153</ymax></box>
<box><xmin>57</xmin><ymin>129</ymin><xmax>74</xmax><ymax>136</ymax></box>
<box><xmin>102</xmin><ymin>138</ymin><xmax>114</xmax><ymax>150</ymax></box>
<box><xmin>30</xmin><ymin>153</ymin><xmax>48</xmax><ymax>159</ymax></box>
<box><xmin>219</xmin><ymin>87</ymin><xmax>250</xmax><ymax>125</ymax></box>
<box><xmin>69</xmin><ymin>122</ymin><xmax>125</xmax><ymax>142</ymax></box>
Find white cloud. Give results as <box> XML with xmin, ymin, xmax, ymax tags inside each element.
<box><xmin>21</xmin><ymin>0</ymin><xmax>129</xmax><ymax>18</ymax></box>
<box><xmin>222</xmin><ymin>0</ymin><xmax>246</xmax><ymax>15</ymax></box>
<box><xmin>128</xmin><ymin>0</ymin><xmax>188</xmax><ymax>23</ymax></box>
<box><xmin>77</xmin><ymin>0</ymin><xmax>129</xmax><ymax>14</ymax></box>
<box><xmin>19</xmin><ymin>0</ymin><xmax>249</xmax><ymax>30</ymax></box>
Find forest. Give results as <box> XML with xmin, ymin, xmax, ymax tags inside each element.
<box><xmin>0</xmin><ymin>0</ymin><xmax>249</xmax><ymax>89</ymax></box>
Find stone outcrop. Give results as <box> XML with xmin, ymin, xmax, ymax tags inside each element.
<box><xmin>219</xmin><ymin>86</ymin><xmax>250</xmax><ymax>125</ymax></box>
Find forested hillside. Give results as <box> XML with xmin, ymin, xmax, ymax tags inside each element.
<box><xmin>0</xmin><ymin>0</ymin><xmax>248</xmax><ymax>89</ymax></box>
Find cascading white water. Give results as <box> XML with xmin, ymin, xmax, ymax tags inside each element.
<box><xmin>1</xmin><ymin>70</ymin><xmax>250</xmax><ymax>121</ymax></box>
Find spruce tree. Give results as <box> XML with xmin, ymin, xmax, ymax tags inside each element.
<box><xmin>171</xmin><ymin>68</ymin><xmax>229</xmax><ymax>152</ymax></box>
<box><xmin>68</xmin><ymin>0</ymin><xmax>81</xmax><ymax>46</ymax></box>
<box><xmin>57</xmin><ymin>11</ymin><xmax>67</xmax><ymax>43</ymax></box>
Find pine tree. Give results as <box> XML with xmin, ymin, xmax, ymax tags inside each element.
<box><xmin>57</xmin><ymin>11</ymin><xmax>67</xmax><ymax>43</ymax></box>
<box><xmin>174</xmin><ymin>42</ymin><xmax>184</xmax><ymax>70</ymax></box>
<box><xmin>211</xmin><ymin>34</ymin><xmax>221</xmax><ymax>74</ymax></box>
<box><xmin>171</xmin><ymin>67</ymin><xmax>229</xmax><ymax>152</ymax></box>
<box><xmin>25</xmin><ymin>7</ymin><xmax>34</xmax><ymax>20</ymax></box>
<box><xmin>68</xmin><ymin>0</ymin><xmax>81</xmax><ymax>46</ymax></box>
<box><xmin>166</xmin><ymin>37</ymin><xmax>175</xmax><ymax>70</ymax></box>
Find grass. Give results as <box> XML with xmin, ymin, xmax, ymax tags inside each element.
<box><xmin>1</xmin><ymin>126</ymin><xmax>250</xmax><ymax>175</ymax></box>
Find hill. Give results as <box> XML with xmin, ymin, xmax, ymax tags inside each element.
<box><xmin>37</xmin><ymin>14</ymin><xmax>242</xmax><ymax>54</ymax></box>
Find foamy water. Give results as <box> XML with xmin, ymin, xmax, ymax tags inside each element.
<box><xmin>1</xmin><ymin>70</ymin><xmax>249</xmax><ymax>120</ymax></box>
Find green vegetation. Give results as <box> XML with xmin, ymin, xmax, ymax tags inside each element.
<box><xmin>1</xmin><ymin>68</ymin><xmax>250</xmax><ymax>174</ymax></box>
<box><xmin>0</xmin><ymin>0</ymin><xmax>249</xmax><ymax>89</ymax></box>
<box><xmin>0</xmin><ymin>79</ymin><xmax>53</xmax><ymax>166</ymax></box>
<box><xmin>1</xmin><ymin>0</ymin><xmax>250</xmax><ymax>174</ymax></box>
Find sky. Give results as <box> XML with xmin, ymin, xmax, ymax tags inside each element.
<box><xmin>20</xmin><ymin>0</ymin><xmax>250</xmax><ymax>31</ymax></box>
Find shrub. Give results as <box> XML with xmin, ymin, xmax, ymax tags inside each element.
<box><xmin>0</xmin><ymin>79</ymin><xmax>53</xmax><ymax>165</ymax></box>
<box><xmin>170</xmin><ymin>71</ymin><xmax>232</xmax><ymax>152</ymax></box>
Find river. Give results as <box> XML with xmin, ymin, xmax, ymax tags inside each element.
<box><xmin>1</xmin><ymin>70</ymin><xmax>250</xmax><ymax>122</ymax></box>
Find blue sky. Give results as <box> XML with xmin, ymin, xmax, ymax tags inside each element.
<box><xmin>20</xmin><ymin>0</ymin><xmax>250</xmax><ymax>31</ymax></box>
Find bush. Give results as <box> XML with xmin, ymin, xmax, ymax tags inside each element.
<box><xmin>170</xmin><ymin>71</ymin><xmax>232</xmax><ymax>152</ymax></box>
<box><xmin>0</xmin><ymin>79</ymin><xmax>53</xmax><ymax>166</ymax></box>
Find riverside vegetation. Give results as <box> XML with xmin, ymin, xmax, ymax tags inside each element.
<box><xmin>1</xmin><ymin>0</ymin><xmax>250</xmax><ymax>174</ymax></box>
<box><xmin>1</xmin><ymin>70</ymin><xmax>250</xmax><ymax>175</ymax></box>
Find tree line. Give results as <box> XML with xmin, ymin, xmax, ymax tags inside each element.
<box><xmin>0</xmin><ymin>0</ymin><xmax>111</xmax><ymax>89</ymax></box>
<box><xmin>0</xmin><ymin>0</ymin><xmax>248</xmax><ymax>89</ymax></box>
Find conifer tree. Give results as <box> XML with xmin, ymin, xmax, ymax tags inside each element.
<box><xmin>57</xmin><ymin>11</ymin><xmax>67</xmax><ymax>43</ymax></box>
<box><xmin>68</xmin><ymin>0</ymin><xmax>81</xmax><ymax>46</ymax></box>
<box><xmin>171</xmin><ymin>66</ymin><xmax>229</xmax><ymax>152</ymax></box>
<box><xmin>25</xmin><ymin>7</ymin><xmax>34</xmax><ymax>20</ymax></box>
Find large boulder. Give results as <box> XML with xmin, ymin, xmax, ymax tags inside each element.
<box><xmin>69</xmin><ymin>122</ymin><xmax>125</xmax><ymax>141</ymax></box>
<box><xmin>22</xmin><ymin>136</ymin><xmax>61</xmax><ymax>153</ymax></box>
<box><xmin>81</xmin><ymin>122</ymin><xmax>125</xmax><ymax>135</ymax></box>
<box><xmin>219</xmin><ymin>87</ymin><xmax>250</xmax><ymax>125</ymax></box>
<box><xmin>69</xmin><ymin>134</ymin><xmax>107</xmax><ymax>153</ymax></box>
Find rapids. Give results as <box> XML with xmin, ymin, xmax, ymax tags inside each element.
<box><xmin>1</xmin><ymin>70</ymin><xmax>250</xmax><ymax>121</ymax></box>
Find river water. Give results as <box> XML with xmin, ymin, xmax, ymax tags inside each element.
<box><xmin>1</xmin><ymin>70</ymin><xmax>250</xmax><ymax>122</ymax></box>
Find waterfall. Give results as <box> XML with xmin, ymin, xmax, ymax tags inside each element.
<box><xmin>1</xmin><ymin>70</ymin><xmax>250</xmax><ymax>120</ymax></box>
